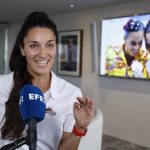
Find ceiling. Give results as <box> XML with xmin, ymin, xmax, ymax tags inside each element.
<box><xmin>0</xmin><ymin>0</ymin><xmax>138</xmax><ymax>23</ymax></box>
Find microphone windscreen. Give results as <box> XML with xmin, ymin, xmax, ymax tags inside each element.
<box><xmin>19</xmin><ymin>84</ymin><xmax>46</xmax><ymax>123</ymax></box>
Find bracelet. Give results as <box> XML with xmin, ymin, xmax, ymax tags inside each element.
<box><xmin>72</xmin><ymin>125</ymin><xmax>88</xmax><ymax>137</ymax></box>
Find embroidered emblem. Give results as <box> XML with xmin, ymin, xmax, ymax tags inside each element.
<box><xmin>46</xmin><ymin>107</ymin><xmax>56</xmax><ymax>116</ymax></box>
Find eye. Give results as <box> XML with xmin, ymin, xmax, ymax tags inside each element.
<box><xmin>138</xmin><ymin>41</ymin><xmax>142</xmax><ymax>46</ymax></box>
<box><xmin>146</xmin><ymin>43</ymin><xmax>150</xmax><ymax>49</ymax></box>
<box><xmin>29</xmin><ymin>44</ymin><xmax>38</xmax><ymax>48</ymax></box>
<box><xmin>47</xmin><ymin>43</ymin><xmax>54</xmax><ymax>48</ymax></box>
<box><xmin>130</xmin><ymin>41</ymin><xmax>142</xmax><ymax>46</ymax></box>
<box><xmin>130</xmin><ymin>41</ymin><xmax>136</xmax><ymax>46</ymax></box>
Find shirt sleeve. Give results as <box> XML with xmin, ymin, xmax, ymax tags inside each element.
<box><xmin>0</xmin><ymin>100</ymin><xmax>5</xmax><ymax>146</ymax></box>
<box><xmin>0</xmin><ymin>73</ymin><xmax>13</xmax><ymax>140</ymax></box>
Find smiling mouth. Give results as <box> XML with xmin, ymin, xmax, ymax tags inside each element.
<box><xmin>132</xmin><ymin>49</ymin><xmax>138</xmax><ymax>54</ymax></box>
<box><xmin>35</xmin><ymin>60</ymin><xmax>49</xmax><ymax>64</ymax></box>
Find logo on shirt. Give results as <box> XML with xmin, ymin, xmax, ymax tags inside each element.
<box><xmin>46</xmin><ymin>107</ymin><xmax>56</xmax><ymax>116</ymax></box>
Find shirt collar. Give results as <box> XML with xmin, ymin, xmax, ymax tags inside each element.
<box><xmin>49</xmin><ymin>71</ymin><xmax>59</xmax><ymax>100</ymax></box>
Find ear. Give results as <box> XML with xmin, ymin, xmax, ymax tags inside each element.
<box><xmin>20</xmin><ymin>46</ymin><xmax>25</xmax><ymax>56</ymax></box>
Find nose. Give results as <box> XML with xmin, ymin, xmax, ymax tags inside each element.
<box><xmin>133</xmin><ymin>44</ymin><xmax>140</xmax><ymax>51</ymax></box>
<box><xmin>39</xmin><ymin>46</ymin><xmax>47</xmax><ymax>57</ymax></box>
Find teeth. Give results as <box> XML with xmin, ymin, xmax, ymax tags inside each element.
<box><xmin>35</xmin><ymin>60</ymin><xmax>49</xmax><ymax>64</ymax></box>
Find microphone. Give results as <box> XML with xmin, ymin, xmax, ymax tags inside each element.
<box><xmin>19</xmin><ymin>84</ymin><xmax>46</xmax><ymax>150</ymax></box>
<box><xmin>0</xmin><ymin>136</ymin><xmax>27</xmax><ymax>150</ymax></box>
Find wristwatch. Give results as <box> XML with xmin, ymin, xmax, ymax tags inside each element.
<box><xmin>72</xmin><ymin>125</ymin><xmax>88</xmax><ymax>137</ymax></box>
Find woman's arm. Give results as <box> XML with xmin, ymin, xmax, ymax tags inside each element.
<box><xmin>58</xmin><ymin>131</ymin><xmax>81</xmax><ymax>150</ymax></box>
<box><xmin>58</xmin><ymin>96</ymin><xmax>94</xmax><ymax>150</ymax></box>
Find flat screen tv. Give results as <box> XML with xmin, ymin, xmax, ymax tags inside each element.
<box><xmin>100</xmin><ymin>13</ymin><xmax>150</xmax><ymax>79</ymax></box>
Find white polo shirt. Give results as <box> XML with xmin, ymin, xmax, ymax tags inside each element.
<box><xmin>0</xmin><ymin>71</ymin><xmax>82</xmax><ymax>150</ymax></box>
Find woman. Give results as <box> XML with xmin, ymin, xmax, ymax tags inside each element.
<box><xmin>105</xmin><ymin>19</ymin><xmax>150</xmax><ymax>78</ymax></box>
<box><xmin>0</xmin><ymin>12</ymin><xmax>94</xmax><ymax>150</ymax></box>
<box><xmin>145</xmin><ymin>20</ymin><xmax>150</xmax><ymax>75</ymax></box>
<box><xmin>145</xmin><ymin>20</ymin><xmax>150</xmax><ymax>53</ymax></box>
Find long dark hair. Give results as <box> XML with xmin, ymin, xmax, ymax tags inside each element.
<box><xmin>1</xmin><ymin>12</ymin><xmax>58</xmax><ymax>140</ymax></box>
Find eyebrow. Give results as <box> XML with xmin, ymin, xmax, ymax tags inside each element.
<box><xmin>130</xmin><ymin>40</ymin><xmax>142</xmax><ymax>44</ymax></box>
<box><xmin>28</xmin><ymin>40</ymin><xmax>56</xmax><ymax>43</ymax></box>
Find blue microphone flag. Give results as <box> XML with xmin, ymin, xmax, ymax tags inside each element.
<box><xmin>19</xmin><ymin>84</ymin><xmax>46</xmax><ymax>123</ymax></box>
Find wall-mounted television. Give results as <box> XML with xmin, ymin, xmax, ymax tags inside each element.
<box><xmin>100</xmin><ymin>13</ymin><xmax>150</xmax><ymax>79</ymax></box>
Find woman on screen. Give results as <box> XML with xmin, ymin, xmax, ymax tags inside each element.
<box><xmin>145</xmin><ymin>20</ymin><xmax>150</xmax><ymax>53</ymax></box>
<box><xmin>145</xmin><ymin>20</ymin><xmax>150</xmax><ymax>75</ymax></box>
<box><xmin>105</xmin><ymin>19</ymin><xmax>150</xmax><ymax>78</ymax></box>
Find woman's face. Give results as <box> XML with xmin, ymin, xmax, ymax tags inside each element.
<box><xmin>21</xmin><ymin>27</ymin><xmax>57</xmax><ymax>77</ymax></box>
<box><xmin>145</xmin><ymin>32</ymin><xmax>150</xmax><ymax>53</ymax></box>
<box><xmin>124</xmin><ymin>30</ymin><xmax>144</xmax><ymax>57</ymax></box>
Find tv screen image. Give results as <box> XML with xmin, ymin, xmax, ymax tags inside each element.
<box><xmin>100</xmin><ymin>13</ymin><xmax>150</xmax><ymax>79</ymax></box>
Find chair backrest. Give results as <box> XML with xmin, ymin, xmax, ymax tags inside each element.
<box><xmin>78</xmin><ymin>108</ymin><xmax>103</xmax><ymax>150</ymax></box>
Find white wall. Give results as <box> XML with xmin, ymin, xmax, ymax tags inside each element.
<box><xmin>8</xmin><ymin>0</ymin><xmax>150</xmax><ymax>147</ymax></box>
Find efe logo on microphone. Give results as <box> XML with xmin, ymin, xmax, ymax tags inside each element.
<box><xmin>19</xmin><ymin>93</ymin><xmax>45</xmax><ymax>105</ymax></box>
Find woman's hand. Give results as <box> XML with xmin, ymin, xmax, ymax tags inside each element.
<box><xmin>73</xmin><ymin>96</ymin><xmax>94</xmax><ymax>129</ymax></box>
